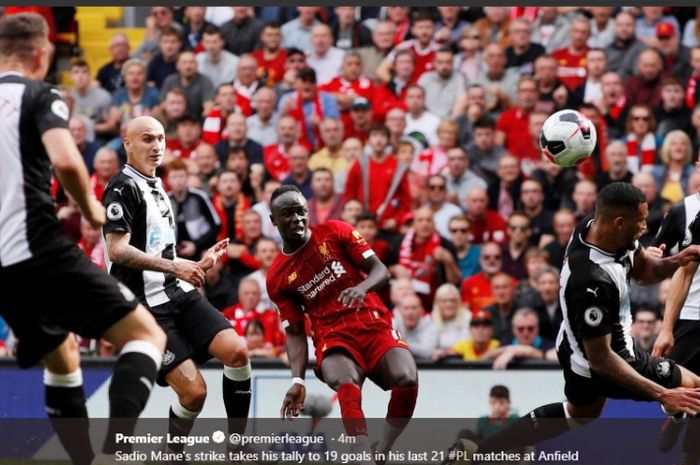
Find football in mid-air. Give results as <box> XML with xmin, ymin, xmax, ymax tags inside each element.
<box><xmin>539</xmin><ymin>109</ymin><xmax>597</xmax><ymax>167</ymax></box>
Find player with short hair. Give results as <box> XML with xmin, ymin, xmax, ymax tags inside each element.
<box><xmin>268</xmin><ymin>185</ymin><xmax>419</xmax><ymax>462</ymax></box>
<box><xmin>102</xmin><ymin>116</ymin><xmax>252</xmax><ymax>458</ymax></box>
<box><xmin>0</xmin><ymin>13</ymin><xmax>166</xmax><ymax>465</ymax></box>
<box><xmin>444</xmin><ymin>182</ymin><xmax>700</xmax><ymax>464</ymax></box>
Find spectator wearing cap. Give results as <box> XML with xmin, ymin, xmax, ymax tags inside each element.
<box><xmin>147</xmin><ymin>26</ymin><xmax>182</xmax><ymax>90</ymax></box>
<box><xmin>378</xmin><ymin>11</ymin><xmax>439</xmax><ymax>84</ymax></box>
<box><xmin>112</xmin><ymin>59</ymin><xmax>161</xmax><ymax>124</ymax></box>
<box><xmin>596</xmin><ymin>72</ymin><xmax>631</xmax><ymax>140</ymax></box>
<box><xmin>307</xmin><ymin>168</ymin><xmax>343</xmax><ymax>226</ymax></box>
<box><xmin>635</xmin><ymin>7</ymin><xmax>681</xmax><ymax>48</ymax></box>
<box><xmin>543</xmin><ymin>209</ymin><xmax>575</xmax><ymax>270</ymax></box>
<box><xmin>201</xmin><ymin>83</ymin><xmax>238</xmax><ymax>145</ymax></box>
<box><xmin>355</xmin><ymin>20</ymin><xmax>395</xmax><ymax>82</ymax></box>
<box><xmin>196</xmin><ymin>25</ymin><xmax>240</xmax><ymax>88</ymax></box>
<box><xmin>279</xmin><ymin>67</ymin><xmax>340</xmax><ymax>151</ymax></box>
<box><xmin>372</xmin><ymin>49</ymin><xmax>414</xmax><ymax>122</ymax></box>
<box><xmin>281</xmin><ymin>7</ymin><xmax>321</xmax><ymax>52</ymax></box>
<box><xmin>251</xmin><ymin>22</ymin><xmax>287</xmax><ymax>86</ymax></box>
<box><xmin>551</xmin><ymin>15</ymin><xmax>591</xmax><ymax>91</ymax></box>
<box><xmin>246</xmin><ymin>87</ymin><xmax>279</xmax><ymax>147</ymax></box>
<box><xmin>319</xmin><ymin>52</ymin><xmax>375</xmax><ymax>134</ymax></box>
<box><xmin>485</xmin><ymin>307</ymin><xmax>555</xmax><ymax>369</ymax></box>
<box><xmin>309</xmin><ymin>118</ymin><xmax>349</xmax><ymax>193</ymax></box>
<box><xmin>423</xmin><ymin>174</ymin><xmax>463</xmax><ymax>239</ymax></box>
<box><xmin>160</xmin><ymin>51</ymin><xmax>215</xmax><ymax>117</ymax></box>
<box><xmin>274</xmin><ymin>48</ymin><xmax>307</xmax><ymax>100</ymax></box>
<box><xmin>403</xmin><ymin>85</ymin><xmax>441</xmax><ymax>147</ymax></box>
<box><xmin>605</xmin><ymin>11</ymin><xmax>647</xmax><ymax>81</ymax></box>
<box><xmin>624</xmin><ymin>49</ymin><xmax>664</xmax><ymax>108</ymax></box>
<box><xmin>331</xmin><ymin>7</ymin><xmax>372</xmax><ymax>50</ymax></box>
<box><xmin>343</xmin><ymin>124</ymin><xmax>411</xmax><ymax>231</ymax></box>
<box><xmin>219</xmin><ymin>7</ymin><xmax>263</xmax><ymax>56</ymax></box>
<box><xmin>214</xmin><ymin>113</ymin><xmax>264</xmax><ymax>167</ymax></box>
<box><xmin>97</xmin><ymin>32</ymin><xmax>130</xmax><ymax>94</ymax></box>
<box><xmin>233</xmin><ymin>54</ymin><xmax>263</xmax><ymax>117</ymax></box>
<box><xmin>654</xmin><ymin>77</ymin><xmax>694</xmax><ymax>136</ymax></box>
<box><xmin>505</xmin><ymin>18</ymin><xmax>545</xmax><ymax>76</ymax></box>
<box><xmin>281</xmin><ymin>144</ymin><xmax>313</xmax><ymax>198</ymax></box>
<box><xmin>588</xmin><ymin>7</ymin><xmax>616</xmax><ymax>49</ymax></box>
<box><xmin>307</xmin><ymin>24</ymin><xmax>346</xmax><ymax>85</ymax></box>
<box><xmin>496</xmin><ymin>76</ymin><xmax>537</xmax><ymax>156</ymax></box>
<box><xmin>392</xmin><ymin>293</ymin><xmax>439</xmax><ymax>360</ymax></box>
<box><xmin>569</xmin><ymin>48</ymin><xmax>607</xmax><ymax>108</ymax></box>
<box><xmin>442</xmin><ymin>310</ymin><xmax>499</xmax><ymax>361</ymax></box>
<box><xmin>472</xmin><ymin>43</ymin><xmax>520</xmax><ymax>113</ymax></box>
<box><xmin>531</xmin><ymin>7</ymin><xmax>571</xmax><ymax>54</ymax></box>
<box><xmin>656</xmin><ymin>22</ymin><xmax>692</xmax><ymax>82</ymax></box>
<box><xmin>418</xmin><ymin>48</ymin><xmax>465</xmax><ymax>120</ymax></box>
<box><xmin>345</xmin><ymin>97</ymin><xmax>373</xmax><ymax>144</ymax></box>
<box><xmin>263</xmin><ymin>115</ymin><xmax>298</xmax><ymax>181</ymax></box>
<box><xmin>165</xmin><ymin>115</ymin><xmax>202</xmax><ymax>160</ymax></box>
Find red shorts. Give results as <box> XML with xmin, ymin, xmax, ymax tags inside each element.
<box><xmin>312</xmin><ymin>309</ymin><xmax>409</xmax><ymax>374</ymax></box>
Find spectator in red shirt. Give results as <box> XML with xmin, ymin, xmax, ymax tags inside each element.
<box><xmin>201</xmin><ymin>83</ymin><xmax>238</xmax><ymax>145</ymax></box>
<box><xmin>252</xmin><ymin>22</ymin><xmax>287</xmax><ymax>86</ymax></box>
<box><xmin>346</xmin><ymin>97</ymin><xmax>373</xmax><ymax>144</ymax></box>
<box><xmin>373</xmin><ymin>49</ymin><xmax>414</xmax><ymax>122</ymax></box>
<box><xmin>212</xmin><ymin>170</ymin><xmax>252</xmax><ymax>244</ymax></box>
<box><xmin>224</xmin><ymin>278</ymin><xmax>284</xmax><ymax>348</ymax></box>
<box><xmin>378</xmin><ymin>10</ymin><xmax>439</xmax><ymax>84</ymax></box>
<box><xmin>233</xmin><ymin>54</ymin><xmax>263</xmax><ymax>117</ymax></box>
<box><xmin>78</xmin><ymin>217</ymin><xmax>106</xmax><ymax>270</ymax></box>
<box><xmin>496</xmin><ymin>76</ymin><xmax>538</xmax><ymax>154</ymax></box>
<box><xmin>320</xmin><ymin>52</ymin><xmax>375</xmax><ymax>133</ymax></box>
<box><xmin>343</xmin><ymin>125</ymin><xmax>412</xmax><ymax>231</ymax></box>
<box><xmin>386</xmin><ymin>7</ymin><xmax>411</xmax><ymax>46</ymax></box>
<box><xmin>624</xmin><ymin>48</ymin><xmax>664</xmax><ymax>107</ymax></box>
<box><xmin>90</xmin><ymin>148</ymin><xmax>120</xmax><ymax>202</ymax></box>
<box><xmin>508</xmin><ymin>111</ymin><xmax>549</xmax><ymax>177</ymax></box>
<box><xmin>466</xmin><ymin>187</ymin><xmax>508</xmax><ymax>245</ymax></box>
<box><xmin>460</xmin><ymin>242</ymin><xmax>506</xmax><ymax>314</ymax></box>
<box><xmin>165</xmin><ymin>115</ymin><xmax>201</xmax><ymax>161</ymax></box>
<box><xmin>263</xmin><ymin>115</ymin><xmax>299</xmax><ymax>181</ymax></box>
<box><xmin>597</xmin><ymin>71</ymin><xmax>631</xmax><ymax>140</ymax></box>
<box><xmin>551</xmin><ymin>16</ymin><xmax>591</xmax><ymax>91</ymax></box>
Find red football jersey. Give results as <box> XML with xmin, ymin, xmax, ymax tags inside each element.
<box><xmin>551</xmin><ymin>46</ymin><xmax>589</xmax><ymax>91</ymax></box>
<box><xmin>267</xmin><ymin>220</ymin><xmax>389</xmax><ymax>340</ymax></box>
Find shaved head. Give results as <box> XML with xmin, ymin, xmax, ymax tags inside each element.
<box><xmin>124</xmin><ymin>116</ymin><xmax>165</xmax><ymax>176</ymax></box>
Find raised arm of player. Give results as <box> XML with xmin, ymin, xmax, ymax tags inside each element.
<box><xmin>632</xmin><ymin>244</ymin><xmax>700</xmax><ymax>285</ymax></box>
<box><xmin>43</xmin><ymin>128</ymin><xmax>105</xmax><ymax>227</ymax></box>
<box><xmin>104</xmin><ymin>231</ymin><xmax>206</xmax><ymax>287</ymax></box>
<box><xmin>280</xmin><ymin>320</ymin><xmax>308</xmax><ymax>420</ymax></box>
<box><xmin>338</xmin><ymin>254</ymin><xmax>391</xmax><ymax>307</ymax></box>
<box><xmin>584</xmin><ymin>334</ymin><xmax>700</xmax><ymax>415</ymax></box>
<box><xmin>653</xmin><ymin>261</ymin><xmax>699</xmax><ymax>357</ymax></box>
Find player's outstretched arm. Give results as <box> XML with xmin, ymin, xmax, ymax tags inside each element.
<box><xmin>338</xmin><ymin>255</ymin><xmax>390</xmax><ymax>307</ymax></box>
<box><xmin>632</xmin><ymin>244</ymin><xmax>700</xmax><ymax>285</ymax></box>
<box><xmin>197</xmin><ymin>238</ymin><xmax>229</xmax><ymax>271</ymax></box>
<box><xmin>43</xmin><ymin>128</ymin><xmax>105</xmax><ymax>227</ymax></box>
<box><xmin>653</xmin><ymin>261</ymin><xmax>699</xmax><ymax>357</ymax></box>
<box><xmin>280</xmin><ymin>321</ymin><xmax>308</xmax><ymax>420</ymax></box>
<box><xmin>105</xmin><ymin>231</ymin><xmax>206</xmax><ymax>287</ymax></box>
<box><xmin>584</xmin><ymin>334</ymin><xmax>700</xmax><ymax>415</ymax></box>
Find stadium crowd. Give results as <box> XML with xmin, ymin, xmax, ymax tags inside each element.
<box><xmin>2</xmin><ymin>5</ymin><xmax>698</xmax><ymax>368</ymax></box>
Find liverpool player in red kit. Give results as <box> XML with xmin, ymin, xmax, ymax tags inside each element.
<box><xmin>268</xmin><ymin>185</ymin><xmax>419</xmax><ymax>463</ymax></box>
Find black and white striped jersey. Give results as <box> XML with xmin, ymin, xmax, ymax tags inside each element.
<box><xmin>102</xmin><ymin>164</ymin><xmax>193</xmax><ymax>307</ymax></box>
<box><xmin>0</xmin><ymin>72</ymin><xmax>72</xmax><ymax>267</ymax></box>
<box><xmin>556</xmin><ymin>218</ymin><xmax>638</xmax><ymax>378</ymax></box>
<box><xmin>654</xmin><ymin>193</ymin><xmax>700</xmax><ymax>321</ymax></box>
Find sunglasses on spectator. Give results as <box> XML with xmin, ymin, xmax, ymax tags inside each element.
<box><xmin>515</xmin><ymin>325</ymin><xmax>536</xmax><ymax>332</ymax></box>
<box><xmin>428</xmin><ymin>184</ymin><xmax>446</xmax><ymax>191</ymax></box>
<box><xmin>508</xmin><ymin>224</ymin><xmax>529</xmax><ymax>232</ymax></box>
<box><xmin>450</xmin><ymin>227</ymin><xmax>469</xmax><ymax>234</ymax></box>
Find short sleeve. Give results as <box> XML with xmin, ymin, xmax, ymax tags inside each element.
<box><xmin>654</xmin><ymin>203</ymin><xmax>685</xmax><ymax>250</ymax></box>
<box><xmin>267</xmin><ymin>279</ymin><xmax>305</xmax><ymax>328</ymax></box>
<box><xmin>102</xmin><ymin>180</ymin><xmax>140</xmax><ymax>235</ymax></box>
<box><xmin>34</xmin><ymin>85</ymin><xmax>69</xmax><ymax>134</ymax></box>
<box><xmin>682</xmin><ymin>211</ymin><xmax>700</xmax><ymax>250</ymax></box>
<box><xmin>328</xmin><ymin>220</ymin><xmax>375</xmax><ymax>266</ymax></box>
<box><xmin>566</xmin><ymin>279</ymin><xmax>619</xmax><ymax>340</ymax></box>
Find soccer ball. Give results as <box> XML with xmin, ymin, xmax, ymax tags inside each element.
<box><xmin>539</xmin><ymin>109</ymin><xmax>597</xmax><ymax>167</ymax></box>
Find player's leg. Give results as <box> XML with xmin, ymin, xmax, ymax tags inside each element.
<box><xmin>42</xmin><ymin>334</ymin><xmax>93</xmax><ymax>465</ymax></box>
<box><xmin>164</xmin><ymin>359</ymin><xmax>207</xmax><ymax>456</ymax></box>
<box><xmin>208</xmin><ymin>328</ymin><xmax>252</xmax><ymax>437</ymax></box>
<box><xmin>674</xmin><ymin>365</ymin><xmax>700</xmax><ymax>465</ymax></box>
<box><xmin>370</xmin><ymin>348</ymin><xmax>419</xmax><ymax>456</ymax></box>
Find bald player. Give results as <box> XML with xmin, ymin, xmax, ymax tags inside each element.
<box><xmin>102</xmin><ymin>116</ymin><xmax>252</xmax><ymax>457</ymax></box>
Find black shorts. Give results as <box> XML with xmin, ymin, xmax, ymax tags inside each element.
<box><xmin>558</xmin><ymin>341</ymin><xmax>682</xmax><ymax>406</ymax></box>
<box><xmin>151</xmin><ymin>288</ymin><xmax>232</xmax><ymax>386</ymax></box>
<box><xmin>0</xmin><ymin>245</ymin><xmax>139</xmax><ymax>368</ymax></box>
<box><xmin>670</xmin><ymin>320</ymin><xmax>700</xmax><ymax>374</ymax></box>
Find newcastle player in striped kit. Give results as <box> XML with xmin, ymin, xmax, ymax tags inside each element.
<box><xmin>0</xmin><ymin>13</ymin><xmax>166</xmax><ymax>465</ymax></box>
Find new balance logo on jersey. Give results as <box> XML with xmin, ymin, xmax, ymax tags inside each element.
<box><xmin>586</xmin><ymin>287</ymin><xmax>599</xmax><ymax>298</ymax></box>
<box><xmin>331</xmin><ymin>261</ymin><xmax>346</xmax><ymax>278</ymax></box>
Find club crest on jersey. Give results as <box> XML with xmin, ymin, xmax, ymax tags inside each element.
<box><xmin>107</xmin><ymin>202</ymin><xmax>124</xmax><ymax>221</ymax></box>
<box><xmin>51</xmin><ymin>99</ymin><xmax>69</xmax><ymax>121</ymax></box>
<box><xmin>656</xmin><ymin>360</ymin><xmax>671</xmax><ymax>378</ymax></box>
<box><xmin>288</xmin><ymin>272</ymin><xmax>298</xmax><ymax>283</ymax></box>
<box><xmin>584</xmin><ymin>307</ymin><xmax>603</xmax><ymax>327</ymax></box>
<box><xmin>162</xmin><ymin>350</ymin><xmax>176</xmax><ymax>366</ymax></box>
<box><xmin>319</xmin><ymin>241</ymin><xmax>332</xmax><ymax>262</ymax></box>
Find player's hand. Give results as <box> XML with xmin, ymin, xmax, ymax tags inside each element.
<box><xmin>645</xmin><ymin>244</ymin><xmax>665</xmax><ymax>259</ymax></box>
<box><xmin>280</xmin><ymin>383</ymin><xmax>306</xmax><ymax>420</ymax></box>
<box><xmin>652</xmin><ymin>329</ymin><xmax>675</xmax><ymax>357</ymax></box>
<box><xmin>338</xmin><ymin>285</ymin><xmax>367</xmax><ymax>308</ymax></box>
<box><xmin>177</xmin><ymin>240</ymin><xmax>197</xmax><ymax>258</ymax></box>
<box><xmin>173</xmin><ymin>260</ymin><xmax>206</xmax><ymax>287</ymax></box>
<box><xmin>670</xmin><ymin>245</ymin><xmax>700</xmax><ymax>267</ymax></box>
<box><xmin>660</xmin><ymin>387</ymin><xmax>700</xmax><ymax>416</ymax></box>
<box><xmin>198</xmin><ymin>238</ymin><xmax>229</xmax><ymax>271</ymax></box>
<box><xmin>83</xmin><ymin>197</ymin><xmax>106</xmax><ymax>228</ymax></box>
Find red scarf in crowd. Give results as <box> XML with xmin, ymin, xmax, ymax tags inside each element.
<box><xmin>290</xmin><ymin>91</ymin><xmax>324</xmax><ymax>151</ymax></box>
<box><xmin>398</xmin><ymin>228</ymin><xmax>441</xmax><ymax>294</ymax></box>
<box><xmin>608</xmin><ymin>95</ymin><xmax>627</xmax><ymax>120</ymax></box>
<box><xmin>212</xmin><ymin>192</ymin><xmax>250</xmax><ymax>242</ymax></box>
<box><xmin>687</xmin><ymin>72</ymin><xmax>697</xmax><ymax>109</ymax></box>
<box><xmin>626</xmin><ymin>132</ymin><xmax>656</xmax><ymax>171</ymax></box>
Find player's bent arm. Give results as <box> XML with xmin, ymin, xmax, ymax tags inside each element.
<box><xmin>284</xmin><ymin>321</ymin><xmax>308</xmax><ymax>379</ymax></box>
<box><xmin>583</xmin><ymin>333</ymin><xmax>667</xmax><ymax>401</ymax></box>
<box><xmin>357</xmin><ymin>254</ymin><xmax>391</xmax><ymax>293</ymax></box>
<box><xmin>633</xmin><ymin>245</ymin><xmax>700</xmax><ymax>285</ymax></box>
<box><xmin>42</xmin><ymin>128</ymin><xmax>101</xmax><ymax>224</ymax></box>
